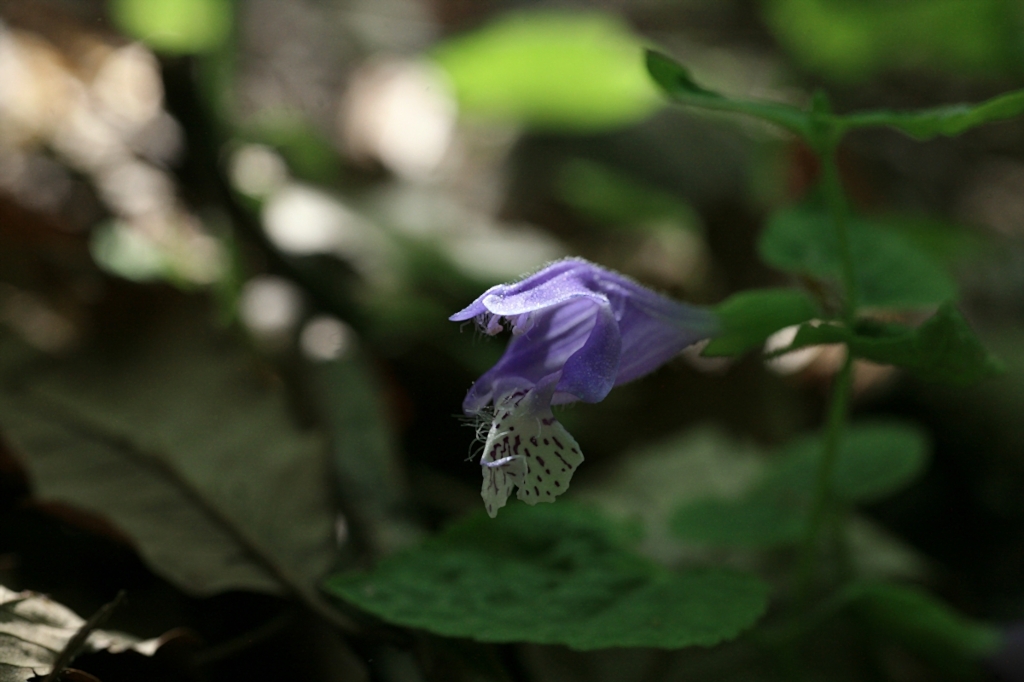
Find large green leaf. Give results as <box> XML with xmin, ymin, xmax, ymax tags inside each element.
<box><xmin>670</xmin><ymin>487</ymin><xmax>807</xmax><ymax>549</ymax></box>
<box><xmin>758</xmin><ymin>204</ymin><xmax>957</xmax><ymax>309</ymax></box>
<box><xmin>326</xmin><ymin>504</ymin><xmax>769</xmax><ymax>649</ymax></box>
<box><xmin>671</xmin><ymin>423</ymin><xmax>928</xmax><ymax>548</ymax></box>
<box><xmin>783</xmin><ymin>305</ymin><xmax>1004</xmax><ymax>386</ymax></box>
<box><xmin>645</xmin><ymin>51</ymin><xmax>812</xmax><ymax>137</ymax></box>
<box><xmin>0</xmin><ymin>301</ymin><xmax>342</xmax><ymax>622</ymax></box>
<box><xmin>703</xmin><ymin>288</ymin><xmax>819</xmax><ymax>357</ymax></box>
<box><xmin>433</xmin><ymin>12</ymin><xmax>662</xmax><ymax>131</ymax></box>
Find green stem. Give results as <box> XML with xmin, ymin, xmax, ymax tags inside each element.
<box><xmin>792</xmin><ymin>126</ymin><xmax>859</xmax><ymax>606</ymax></box>
<box><xmin>796</xmin><ymin>349</ymin><xmax>854</xmax><ymax>603</ymax></box>
<box><xmin>818</xmin><ymin>142</ymin><xmax>858</xmax><ymax>322</ymax></box>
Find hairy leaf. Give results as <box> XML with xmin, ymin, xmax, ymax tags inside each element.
<box><xmin>326</xmin><ymin>504</ymin><xmax>768</xmax><ymax>649</ymax></box>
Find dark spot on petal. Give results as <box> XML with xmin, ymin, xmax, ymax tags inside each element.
<box><xmin>530</xmin><ymin>436</ymin><xmax>538</xmax><ymax>447</ymax></box>
<box><xmin>543</xmin><ymin>438</ymin><xmax>549</xmax><ymax>445</ymax></box>
<box><xmin>536</xmin><ymin>456</ymin><xmax>546</xmax><ymax>466</ymax></box>
<box><xmin>552</xmin><ymin>437</ymin><xmax>563</xmax><ymax>449</ymax></box>
<box><xmin>554</xmin><ymin>481</ymin><xmax>561</xmax><ymax>487</ymax></box>
<box><xmin>545</xmin><ymin>469</ymin><xmax>551</xmax><ymax>474</ymax></box>
<box><xmin>546</xmin><ymin>491</ymin><xmax>552</xmax><ymax>496</ymax></box>
<box><xmin>537</xmin><ymin>476</ymin><xmax>543</xmax><ymax>482</ymax></box>
<box><xmin>534</xmin><ymin>486</ymin><xmax>540</xmax><ymax>495</ymax></box>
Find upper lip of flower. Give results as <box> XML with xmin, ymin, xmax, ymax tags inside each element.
<box><xmin>451</xmin><ymin>258</ymin><xmax>718</xmax><ymax>414</ymax></box>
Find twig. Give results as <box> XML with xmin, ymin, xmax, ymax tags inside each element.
<box><xmin>44</xmin><ymin>591</ymin><xmax>125</xmax><ymax>682</ymax></box>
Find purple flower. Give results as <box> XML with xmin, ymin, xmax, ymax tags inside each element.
<box><xmin>451</xmin><ymin>258</ymin><xmax>717</xmax><ymax>516</ymax></box>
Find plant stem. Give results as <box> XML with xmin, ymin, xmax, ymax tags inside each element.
<box><xmin>792</xmin><ymin>127</ymin><xmax>859</xmax><ymax>606</ymax></box>
<box><xmin>797</xmin><ymin>336</ymin><xmax>854</xmax><ymax>604</ymax></box>
<box><xmin>818</xmin><ymin>142</ymin><xmax>858</xmax><ymax>323</ymax></box>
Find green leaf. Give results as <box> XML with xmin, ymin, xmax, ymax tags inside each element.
<box><xmin>645</xmin><ymin>51</ymin><xmax>812</xmax><ymax>137</ymax></box>
<box><xmin>772</xmin><ymin>422</ymin><xmax>930</xmax><ymax>504</ymax></box>
<box><xmin>847</xmin><ymin>305</ymin><xmax>1004</xmax><ymax>386</ymax></box>
<box><xmin>781</xmin><ymin>306</ymin><xmax>1004</xmax><ymax>386</ymax></box>
<box><xmin>0</xmin><ymin>299</ymin><xmax>339</xmax><ymax>610</ymax></box>
<box><xmin>671</xmin><ymin>422</ymin><xmax>928</xmax><ymax>548</ymax></box>
<box><xmin>841</xmin><ymin>90</ymin><xmax>1024</xmax><ymax>140</ymax></box>
<box><xmin>670</xmin><ymin>488</ymin><xmax>807</xmax><ymax>548</ymax></box>
<box><xmin>703</xmin><ymin>288</ymin><xmax>819</xmax><ymax>357</ymax></box>
<box><xmin>556</xmin><ymin>159</ymin><xmax>701</xmax><ymax>230</ymax></box>
<box><xmin>758</xmin><ymin>204</ymin><xmax>957</xmax><ymax>309</ymax></box>
<box><xmin>111</xmin><ymin>0</ymin><xmax>231</xmax><ymax>54</ymax></box>
<box><xmin>432</xmin><ymin>12</ymin><xmax>662</xmax><ymax>131</ymax></box>
<box><xmin>764</xmin><ymin>0</ymin><xmax>1016</xmax><ymax>83</ymax></box>
<box><xmin>845</xmin><ymin>582</ymin><xmax>1002</xmax><ymax>678</ymax></box>
<box><xmin>326</xmin><ymin>504</ymin><xmax>769</xmax><ymax>649</ymax></box>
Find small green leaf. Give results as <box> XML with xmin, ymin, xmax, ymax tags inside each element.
<box><xmin>772</xmin><ymin>422</ymin><xmax>930</xmax><ymax>503</ymax></box>
<box><xmin>781</xmin><ymin>306</ymin><xmax>1004</xmax><ymax>386</ymax></box>
<box><xmin>433</xmin><ymin>12</ymin><xmax>662</xmax><ymax>131</ymax></box>
<box><xmin>848</xmin><ymin>305</ymin><xmax>1003</xmax><ymax>386</ymax></box>
<box><xmin>645</xmin><ymin>51</ymin><xmax>812</xmax><ymax>137</ymax></box>
<box><xmin>758</xmin><ymin>204</ymin><xmax>957</xmax><ymax>309</ymax></box>
<box><xmin>671</xmin><ymin>422</ymin><xmax>928</xmax><ymax>548</ymax></box>
<box><xmin>841</xmin><ymin>89</ymin><xmax>1024</xmax><ymax>140</ymax></box>
<box><xmin>326</xmin><ymin>504</ymin><xmax>769</xmax><ymax>649</ymax></box>
<box><xmin>845</xmin><ymin>582</ymin><xmax>1002</xmax><ymax>678</ymax></box>
<box><xmin>703</xmin><ymin>288</ymin><xmax>819</xmax><ymax>357</ymax></box>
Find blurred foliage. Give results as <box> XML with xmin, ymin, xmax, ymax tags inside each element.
<box><xmin>433</xmin><ymin>11</ymin><xmax>662</xmax><ymax>131</ymax></box>
<box><xmin>671</xmin><ymin>422</ymin><xmax>929</xmax><ymax>548</ymax></box>
<box><xmin>759</xmin><ymin>202</ymin><xmax>958</xmax><ymax>309</ymax></box>
<box><xmin>111</xmin><ymin>0</ymin><xmax>232</xmax><ymax>54</ymax></box>
<box><xmin>762</xmin><ymin>0</ymin><xmax>1022</xmax><ymax>82</ymax></box>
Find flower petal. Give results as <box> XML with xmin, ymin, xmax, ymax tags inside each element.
<box><xmin>556</xmin><ymin>298</ymin><xmax>621</xmax><ymax>403</ymax></box>
<box><xmin>479</xmin><ymin>387</ymin><xmax>584</xmax><ymax>517</ymax></box>
<box><xmin>462</xmin><ymin>295</ymin><xmax>607</xmax><ymax>413</ymax></box>
<box><xmin>448</xmin><ymin>258</ymin><xmax>596</xmax><ymax>322</ymax></box>
<box><xmin>614</xmin><ymin>296</ymin><xmax>718</xmax><ymax>385</ymax></box>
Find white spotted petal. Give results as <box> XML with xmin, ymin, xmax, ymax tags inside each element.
<box><xmin>480</xmin><ymin>388</ymin><xmax>584</xmax><ymax>518</ymax></box>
